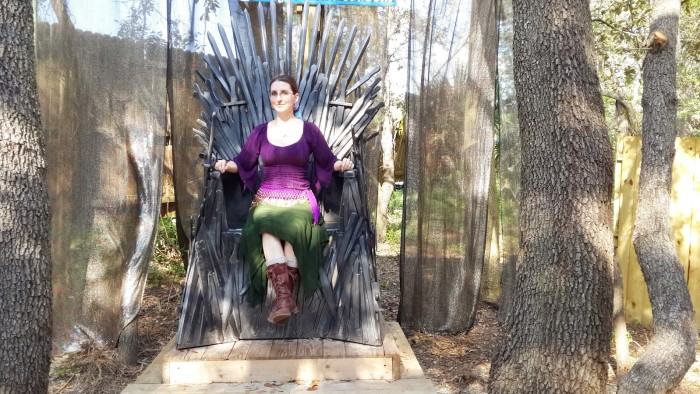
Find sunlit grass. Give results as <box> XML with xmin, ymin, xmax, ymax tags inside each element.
<box><xmin>147</xmin><ymin>216</ymin><xmax>186</xmax><ymax>286</ymax></box>
<box><xmin>385</xmin><ymin>189</ymin><xmax>403</xmax><ymax>247</ymax></box>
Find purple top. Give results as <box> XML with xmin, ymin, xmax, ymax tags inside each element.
<box><xmin>232</xmin><ymin>121</ymin><xmax>338</xmax><ymax>223</ymax></box>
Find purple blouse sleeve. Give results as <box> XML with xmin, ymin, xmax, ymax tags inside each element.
<box><xmin>307</xmin><ymin>122</ymin><xmax>339</xmax><ymax>191</ymax></box>
<box><xmin>233</xmin><ymin>124</ymin><xmax>264</xmax><ymax>192</ymax></box>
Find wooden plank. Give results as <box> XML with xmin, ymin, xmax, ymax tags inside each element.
<box><xmin>617</xmin><ymin>137</ymin><xmax>647</xmax><ymax>325</ymax></box>
<box><xmin>322</xmin><ymin>339</ymin><xmax>345</xmax><ymax>358</ymax></box>
<box><xmin>381</xmin><ymin>329</ymin><xmax>402</xmax><ymax>380</ymax></box>
<box><xmin>228</xmin><ymin>340</ymin><xmax>252</xmax><ymax>360</ymax></box>
<box><xmin>134</xmin><ymin>336</ymin><xmax>176</xmax><ymax>384</ymax></box>
<box><xmin>344</xmin><ymin>341</ymin><xmax>383</xmax><ymax>358</ymax></box>
<box><xmin>123</xmin><ymin>378</ymin><xmax>437</xmax><ymax>393</ymax></box>
<box><xmin>163</xmin><ymin>341</ymin><xmax>190</xmax><ymax>383</ymax></box>
<box><xmin>154</xmin><ymin>322</ymin><xmax>425</xmax><ymax>385</ymax></box>
<box><xmin>161</xmin><ymin>144</ymin><xmax>175</xmax><ymax>203</ymax></box>
<box><xmin>201</xmin><ymin>341</ymin><xmax>236</xmax><ymax>360</ymax></box>
<box><xmin>185</xmin><ymin>347</ymin><xmax>206</xmax><ymax>361</ymax></box>
<box><xmin>612</xmin><ymin>136</ymin><xmax>625</xmax><ymax>237</ymax></box>
<box><xmin>636</xmin><ymin>145</ymin><xmax>653</xmax><ymax>323</ymax></box>
<box><xmin>123</xmin><ymin>383</ymin><xmax>250</xmax><ymax>393</ymax></box>
<box><xmin>269</xmin><ymin>339</ymin><xmax>298</xmax><ymax>359</ymax></box>
<box><xmin>383</xmin><ymin>321</ymin><xmax>425</xmax><ymax>379</ymax></box>
<box><xmin>167</xmin><ymin>358</ymin><xmax>394</xmax><ymax>384</ymax></box>
<box><xmin>671</xmin><ymin>138</ymin><xmax>695</xmax><ymax>280</ymax></box>
<box><xmin>616</xmin><ymin>136</ymin><xmax>700</xmax><ymax>327</ymax></box>
<box><xmin>295</xmin><ymin>338</ymin><xmax>323</xmax><ymax>359</ymax></box>
<box><xmin>163</xmin><ymin>345</ymin><xmax>189</xmax><ymax>362</ymax></box>
<box><xmin>615</xmin><ymin>137</ymin><xmax>636</xmax><ymax>322</ymax></box>
<box><xmin>244</xmin><ymin>339</ymin><xmax>273</xmax><ymax>359</ymax></box>
<box><xmin>630</xmin><ymin>136</ymin><xmax>649</xmax><ymax>326</ymax></box>
<box><xmin>686</xmin><ymin>138</ymin><xmax>700</xmax><ymax>329</ymax></box>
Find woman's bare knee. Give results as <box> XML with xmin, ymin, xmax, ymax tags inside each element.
<box><xmin>262</xmin><ymin>233</ymin><xmax>285</xmax><ymax>258</ymax></box>
<box><xmin>283</xmin><ymin>242</ymin><xmax>297</xmax><ymax>260</ymax></box>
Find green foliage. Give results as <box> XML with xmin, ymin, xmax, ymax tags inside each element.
<box><xmin>385</xmin><ymin>189</ymin><xmax>403</xmax><ymax>246</ymax></box>
<box><xmin>113</xmin><ymin>0</ymin><xmax>205</xmax><ymax>50</ymax></box>
<box><xmin>148</xmin><ymin>216</ymin><xmax>186</xmax><ymax>286</ymax></box>
<box><xmin>50</xmin><ymin>367</ymin><xmax>71</xmax><ymax>379</ymax></box>
<box><xmin>592</xmin><ymin>0</ymin><xmax>700</xmax><ymax>136</ymax></box>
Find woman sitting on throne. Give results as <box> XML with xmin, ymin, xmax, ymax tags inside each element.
<box><xmin>214</xmin><ymin>74</ymin><xmax>354</xmax><ymax>325</ymax></box>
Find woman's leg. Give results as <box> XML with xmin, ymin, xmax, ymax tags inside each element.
<box><xmin>283</xmin><ymin>241</ymin><xmax>297</xmax><ymax>267</ymax></box>
<box><xmin>261</xmin><ymin>232</ymin><xmax>295</xmax><ymax>324</ymax></box>
<box><xmin>283</xmin><ymin>242</ymin><xmax>301</xmax><ymax>313</ymax></box>
<box><xmin>262</xmin><ymin>232</ymin><xmax>285</xmax><ymax>260</ymax></box>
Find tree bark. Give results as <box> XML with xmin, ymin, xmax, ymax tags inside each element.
<box><xmin>376</xmin><ymin>6</ymin><xmax>399</xmax><ymax>244</ymax></box>
<box><xmin>376</xmin><ymin>113</ymin><xmax>396</xmax><ymax>243</ymax></box>
<box><xmin>601</xmin><ymin>90</ymin><xmax>637</xmax><ymax>134</ymax></box>
<box><xmin>612</xmin><ymin>256</ymin><xmax>631</xmax><ymax>378</ymax></box>
<box><xmin>480</xmin><ymin>155</ymin><xmax>501</xmax><ymax>304</ymax></box>
<box><xmin>0</xmin><ymin>1</ymin><xmax>53</xmax><ymax>392</ymax></box>
<box><xmin>118</xmin><ymin>318</ymin><xmax>139</xmax><ymax>366</ymax></box>
<box><xmin>489</xmin><ymin>1</ymin><xmax>615</xmax><ymax>392</ymax></box>
<box><xmin>618</xmin><ymin>1</ymin><xmax>698</xmax><ymax>392</ymax></box>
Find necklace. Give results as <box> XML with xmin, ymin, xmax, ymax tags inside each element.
<box><xmin>273</xmin><ymin>119</ymin><xmax>298</xmax><ymax>141</ymax></box>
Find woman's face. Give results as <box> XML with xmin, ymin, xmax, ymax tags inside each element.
<box><xmin>269</xmin><ymin>80</ymin><xmax>298</xmax><ymax>115</ymax></box>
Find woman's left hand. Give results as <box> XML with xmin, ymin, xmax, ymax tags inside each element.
<box><xmin>334</xmin><ymin>158</ymin><xmax>354</xmax><ymax>172</ymax></box>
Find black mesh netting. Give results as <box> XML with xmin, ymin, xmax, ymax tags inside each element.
<box><xmin>494</xmin><ymin>0</ymin><xmax>521</xmax><ymax>322</ymax></box>
<box><xmin>36</xmin><ymin>0</ymin><xmax>168</xmax><ymax>350</ymax></box>
<box><xmin>400</xmin><ymin>0</ymin><xmax>499</xmax><ymax>332</ymax></box>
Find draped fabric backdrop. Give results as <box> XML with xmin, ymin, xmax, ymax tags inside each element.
<box><xmin>36</xmin><ymin>0</ymin><xmax>384</xmax><ymax>353</ymax></box>
<box><xmin>36</xmin><ymin>0</ymin><xmax>168</xmax><ymax>351</ymax></box>
<box><xmin>495</xmin><ymin>0</ymin><xmax>521</xmax><ymax>322</ymax></box>
<box><xmin>400</xmin><ymin>0</ymin><xmax>499</xmax><ymax>332</ymax></box>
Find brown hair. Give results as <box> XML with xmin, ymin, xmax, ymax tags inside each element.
<box><xmin>270</xmin><ymin>74</ymin><xmax>299</xmax><ymax>95</ymax></box>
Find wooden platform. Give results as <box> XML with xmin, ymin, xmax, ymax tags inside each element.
<box><xmin>123</xmin><ymin>321</ymin><xmax>434</xmax><ymax>393</ymax></box>
<box><xmin>162</xmin><ymin>335</ymin><xmax>400</xmax><ymax>384</ymax></box>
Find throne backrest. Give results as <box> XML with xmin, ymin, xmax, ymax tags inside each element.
<box><xmin>192</xmin><ymin>2</ymin><xmax>383</xmax><ymax>229</ymax></box>
<box><xmin>194</xmin><ymin>1</ymin><xmax>384</xmax><ymax>227</ymax></box>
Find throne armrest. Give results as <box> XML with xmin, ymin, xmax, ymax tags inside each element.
<box><xmin>339</xmin><ymin>169</ymin><xmax>358</xmax><ymax>179</ymax></box>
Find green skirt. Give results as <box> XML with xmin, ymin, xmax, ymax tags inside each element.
<box><xmin>241</xmin><ymin>202</ymin><xmax>328</xmax><ymax>304</ymax></box>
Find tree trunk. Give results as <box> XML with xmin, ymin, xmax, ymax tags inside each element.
<box><xmin>618</xmin><ymin>1</ymin><xmax>697</xmax><ymax>392</ymax></box>
<box><xmin>480</xmin><ymin>155</ymin><xmax>501</xmax><ymax>304</ymax></box>
<box><xmin>0</xmin><ymin>1</ymin><xmax>53</xmax><ymax>392</ymax></box>
<box><xmin>489</xmin><ymin>1</ymin><xmax>615</xmax><ymax>392</ymax></box>
<box><xmin>612</xmin><ymin>257</ymin><xmax>631</xmax><ymax>378</ymax></box>
<box><xmin>376</xmin><ymin>112</ymin><xmax>396</xmax><ymax>243</ymax></box>
<box><xmin>376</xmin><ymin>6</ymin><xmax>399</xmax><ymax>244</ymax></box>
<box><xmin>118</xmin><ymin>318</ymin><xmax>139</xmax><ymax>366</ymax></box>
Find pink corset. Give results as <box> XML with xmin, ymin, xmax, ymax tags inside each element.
<box><xmin>252</xmin><ymin>185</ymin><xmax>320</xmax><ymax>224</ymax></box>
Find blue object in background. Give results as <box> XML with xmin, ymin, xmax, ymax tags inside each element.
<box><xmin>247</xmin><ymin>0</ymin><xmax>396</xmax><ymax>6</ymax></box>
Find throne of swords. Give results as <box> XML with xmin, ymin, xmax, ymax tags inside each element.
<box><xmin>176</xmin><ymin>1</ymin><xmax>384</xmax><ymax>349</ymax></box>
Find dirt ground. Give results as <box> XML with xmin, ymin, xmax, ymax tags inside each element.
<box><xmin>48</xmin><ymin>242</ymin><xmax>700</xmax><ymax>393</ymax></box>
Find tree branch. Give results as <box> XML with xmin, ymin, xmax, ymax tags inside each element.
<box><xmin>592</xmin><ymin>18</ymin><xmax>637</xmax><ymax>36</ymax></box>
<box><xmin>601</xmin><ymin>90</ymin><xmax>638</xmax><ymax>134</ymax></box>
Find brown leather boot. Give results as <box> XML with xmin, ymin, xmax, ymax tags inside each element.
<box><xmin>288</xmin><ymin>267</ymin><xmax>301</xmax><ymax>314</ymax></box>
<box><xmin>266</xmin><ymin>263</ymin><xmax>296</xmax><ymax>324</ymax></box>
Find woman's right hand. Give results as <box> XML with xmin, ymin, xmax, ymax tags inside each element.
<box><xmin>214</xmin><ymin>159</ymin><xmax>228</xmax><ymax>173</ymax></box>
<box><xmin>214</xmin><ymin>159</ymin><xmax>238</xmax><ymax>173</ymax></box>
<box><xmin>214</xmin><ymin>160</ymin><xmax>235</xmax><ymax>174</ymax></box>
